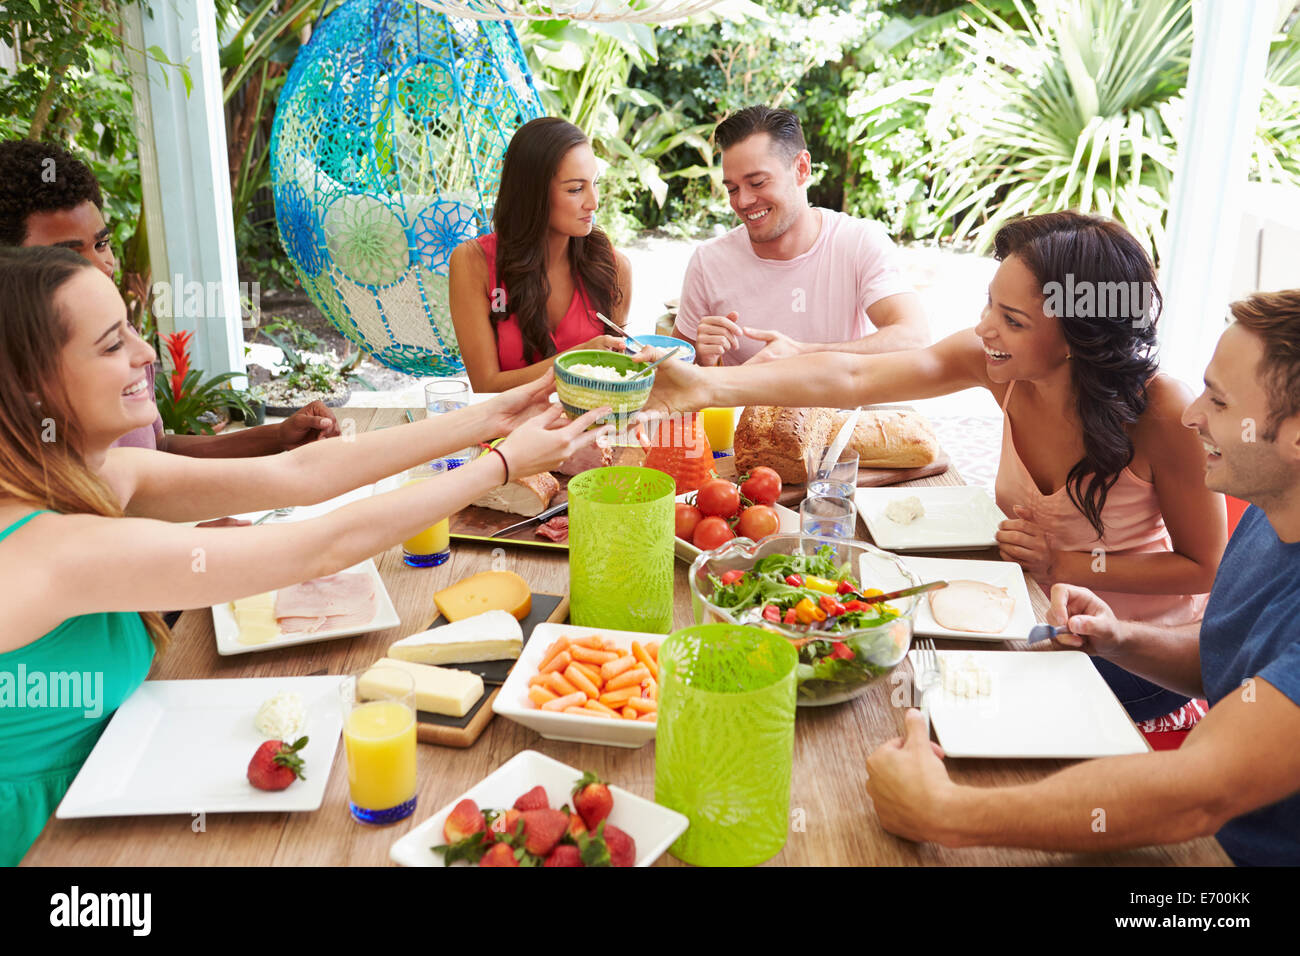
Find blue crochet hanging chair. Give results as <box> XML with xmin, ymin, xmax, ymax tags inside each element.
<box><xmin>270</xmin><ymin>0</ymin><xmax>543</xmax><ymax>376</ymax></box>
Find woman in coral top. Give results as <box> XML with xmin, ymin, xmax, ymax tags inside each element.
<box><xmin>649</xmin><ymin>212</ymin><xmax>1228</xmax><ymax>731</ymax></box>
<box><xmin>450</xmin><ymin>118</ymin><xmax>633</xmax><ymax>392</ymax></box>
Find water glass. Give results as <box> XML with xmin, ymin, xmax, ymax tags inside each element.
<box><xmin>805</xmin><ymin>443</ymin><xmax>859</xmax><ymax>497</ymax></box>
<box><xmin>800</xmin><ymin>494</ymin><xmax>856</xmax><ymax>539</ymax></box>
<box><xmin>424</xmin><ymin>378</ymin><xmax>474</xmax><ymax>468</ymax></box>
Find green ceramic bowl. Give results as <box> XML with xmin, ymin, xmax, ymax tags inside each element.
<box><xmin>554</xmin><ymin>350</ymin><xmax>654</xmax><ymax>424</ymax></box>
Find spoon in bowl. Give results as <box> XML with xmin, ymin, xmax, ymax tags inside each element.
<box><xmin>596</xmin><ymin>311</ymin><xmax>646</xmax><ymax>351</ymax></box>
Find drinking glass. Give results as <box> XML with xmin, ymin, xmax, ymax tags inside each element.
<box><xmin>424</xmin><ymin>378</ymin><xmax>474</xmax><ymax>469</ymax></box>
<box><xmin>800</xmin><ymin>494</ymin><xmax>856</xmax><ymax>539</ymax></box>
<box><xmin>373</xmin><ymin>461</ymin><xmax>451</xmax><ymax>567</ymax></box>
<box><xmin>804</xmin><ymin>443</ymin><xmax>859</xmax><ymax>498</ymax></box>
<box><xmin>654</xmin><ymin>624</ymin><xmax>798</xmax><ymax>866</ymax></box>
<box><xmin>699</xmin><ymin>407</ymin><xmax>738</xmax><ymax>453</ymax></box>
<box><xmin>340</xmin><ymin>666</ymin><xmax>417</xmax><ymax>825</ymax></box>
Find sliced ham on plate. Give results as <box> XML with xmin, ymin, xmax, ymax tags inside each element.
<box><xmin>928</xmin><ymin>579</ymin><xmax>1016</xmax><ymax>634</ymax></box>
<box><xmin>535</xmin><ymin>515</ymin><xmax>569</xmax><ymax>543</ymax></box>
<box><xmin>275</xmin><ymin>572</ymin><xmax>376</xmax><ymax>634</ymax></box>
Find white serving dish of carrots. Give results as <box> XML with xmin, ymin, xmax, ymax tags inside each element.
<box><xmin>493</xmin><ymin>623</ymin><xmax>663</xmax><ymax>749</ymax></box>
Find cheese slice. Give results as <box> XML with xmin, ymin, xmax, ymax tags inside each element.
<box><xmin>928</xmin><ymin>580</ymin><xmax>1016</xmax><ymax>634</ymax></box>
<box><xmin>433</xmin><ymin>570</ymin><xmax>532</xmax><ymax>623</ymax></box>
<box><xmin>359</xmin><ymin>657</ymin><xmax>484</xmax><ymax>717</ymax></box>
<box><xmin>231</xmin><ymin>592</ymin><xmax>279</xmax><ymax>645</ymax></box>
<box><xmin>388</xmin><ymin>610</ymin><xmax>524</xmax><ymax>665</ymax></box>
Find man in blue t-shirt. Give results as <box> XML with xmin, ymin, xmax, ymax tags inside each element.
<box><xmin>866</xmin><ymin>289</ymin><xmax>1300</xmax><ymax>865</ymax></box>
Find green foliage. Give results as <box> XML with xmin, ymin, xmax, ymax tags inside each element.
<box><xmin>917</xmin><ymin>0</ymin><xmax>1193</xmax><ymax>259</ymax></box>
<box><xmin>251</xmin><ymin>315</ymin><xmax>353</xmax><ymax>394</ymax></box>
<box><xmin>155</xmin><ymin>369</ymin><xmax>256</xmax><ymax>436</ymax></box>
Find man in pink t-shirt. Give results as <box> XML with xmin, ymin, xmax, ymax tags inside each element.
<box><xmin>673</xmin><ymin>107</ymin><xmax>929</xmax><ymax>366</ymax></box>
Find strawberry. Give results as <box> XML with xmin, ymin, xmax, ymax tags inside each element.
<box><xmin>247</xmin><ymin>736</ymin><xmax>308</xmax><ymax>791</ymax></box>
<box><xmin>513</xmin><ymin>785</ymin><xmax>549</xmax><ymax>811</ymax></box>
<box><xmin>562</xmin><ymin>804</ymin><xmax>588</xmax><ymax>841</ymax></box>
<box><xmin>443</xmin><ymin>798</ymin><xmax>486</xmax><ymax>844</ymax></box>
<box><xmin>543</xmin><ymin>844</ymin><xmax>583</xmax><ymax>867</ymax></box>
<box><xmin>572</xmin><ymin>771</ymin><xmax>613</xmax><ymax>830</ymax></box>
<box><xmin>604</xmin><ymin>824</ymin><xmax>636</xmax><ymax>867</ymax></box>
<box><xmin>479</xmin><ymin>843</ymin><xmax>520</xmax><ymax>867</ymax></box>
<box><xmin>521</xmin><ymin>809</ymin><xmax>569</xmax><ymax>857</ymax></box>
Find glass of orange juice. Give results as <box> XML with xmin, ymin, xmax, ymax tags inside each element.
<box><xmin>700</xmin><ymin>407</ymin><xmax>738</xmax><ymax>452</ymax></box>
<box><xmin>341</xmin><ymin>666</ymin><xmax>418</xmax><ymax>824</ymax></box>
<box><xmin>375</xmin><ymin>461</ymin><xmax>452</xmax><ymax>567</ymax></box>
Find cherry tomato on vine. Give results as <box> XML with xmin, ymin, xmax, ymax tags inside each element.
<box><xmin>693</xmin><ymin>516</ymin><xmax>736</xmax><ymax>551</ymax></box>
<box><xmin>675</xmin><ymin>502</ymin><xmax>703</xmax><ymax>540</ymax></box>
<box><xmin>736</xmin><ymin>504</ymin><xmax>780</xmax><ymax>541</ymax></box>
<box><xmin>697</xmin><ymin>478</ymin><xmax>741</xmax><ymax>519</ymax></box>
<box><xmin>740</xmin><ymin>467</ymin><xmax>782</xmax><ymax>507</ymax></box>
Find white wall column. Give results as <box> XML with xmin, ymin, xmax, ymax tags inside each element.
<box><xmin>1158</xmin><ymin>0</ymin><xmax>1275</xmax><ymax>387</ymax></box>
<box><xmin>121</xmin><ymin>0</ymin><xmax>245</xmax><ymax>377</ymax></box>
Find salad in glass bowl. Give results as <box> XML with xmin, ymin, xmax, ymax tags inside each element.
<box><xmin>688</xmin><ymin>534</ymin><xmax>919</xmax><ymax>706</ymax></box>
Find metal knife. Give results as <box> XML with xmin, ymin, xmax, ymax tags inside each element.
<box><xmin>858</xmin><ymin>580</ymin><xmax>947</xmax><ymax>604</ymax></box>
<box><xmin>488</xmin><ymin>501</ymin><xmax>568</xmax><ymax>539</ymax></box>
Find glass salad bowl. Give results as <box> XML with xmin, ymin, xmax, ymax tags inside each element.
<box><xmin>688</xmin><ymin>534</ymin><xmax>920</xmax><ymax>706</ymax></box>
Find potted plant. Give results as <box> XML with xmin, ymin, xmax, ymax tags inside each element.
<box><xmin>155</xmin><ymin>331</ymin><xmax>257</xmax><ymax>435</ymax></box>
<box><xmin>254</xmin><ymin>317</ymin><xmax>357</xmax><ymax>414</ymax></box>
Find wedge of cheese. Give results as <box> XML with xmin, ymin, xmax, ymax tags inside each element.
<box><xmin>231</xmin><ymin>592</ymin><xmax>279</xmax><ymax>645</ymax></box>
<box><xmin>388</xmin><ymin>610</ymin><xmax>524</xmax><ymax>665</ymax></box>
<box><xmin>433</xmin><ymin>570</ymin><xmax>532</xmax><ymax>622</ymax></box>
<box><xmin>359</xmin><ymin>658</ymin><xmax>484</xmax><ymax>718</ymax></box>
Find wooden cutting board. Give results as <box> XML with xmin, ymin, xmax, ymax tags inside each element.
<box><xmin>447</xmin><ymin>446</ymin><xmax>646</xmax><ymax>550</ymax></box>
<box><xmin>713</xmin><ymin>451</ymin><xmax>951</xmax><ymax>506</ymax></box>
<box><xmin>414</xmin><ymin>591</ymin><xmax>569</xmax><ymax>748</ymax></box>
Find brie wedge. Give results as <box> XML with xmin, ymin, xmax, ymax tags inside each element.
<box><xmin>387</xmin><ymin>609</ymin><xmax>524</xmax><ymax>665</ymax></box>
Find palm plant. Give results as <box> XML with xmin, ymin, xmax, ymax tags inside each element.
<box><xmin>918</xmin><ymin>0</ymin><xmax>1193</xmax><ymax>259</ymax></box>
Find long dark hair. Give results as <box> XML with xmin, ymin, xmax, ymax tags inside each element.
<box><xmin>0</xmin><ymin>245</ymin><xmax>169</xmax><ymax>650</ymax></box>
<box><xmin>995</xmin><ymin>212</ymin><xmax>1161</xmax><ymax>540</ymax></box>
<box><xmin>491</xmin><ymin>117</ymin><xmax>621</xmax><ymax>363</ymax></box>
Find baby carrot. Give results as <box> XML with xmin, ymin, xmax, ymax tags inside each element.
<box><xmin>540</xmin><ymin>649</ymin><xmax>573</xmax><ymax>675</ymax></box>
<box><xmin>569</xmin><ymin>635</ymin><xmax>607</xmax><ymax>649</ymax></box>
<box><xmin>564</xmin><ymin>663</ymin><xmax>601</xmax><ymax>700</ymax></box>
<box><xmin>570</xmin><ymin>645</ymin><xmax>619</xmax><ymax>665</ymax></box>
<box><xmin>637</xmin><ymin>712</ymin><xmax>657</xmax><ymax>722</ymax></box>
<box><xmin>621</xmin><ymin>706</ymin><xmax>637</xmax><ymax>720</ymax></box>
<box><xmin>601</xmin><ymin>655</ymin><xmax>638</xmax><ymax>682</ymax></box>
<box><xmin>570</xmin><ymin>660</ymin><xmax>604</xmax><ymax>687</ymax></box>
<box><xmin>606</xmin><ymin>666</ymin><xmax>650</xmax><ymax>692</ymax></box>
<box><xmin>598</xmin><ymin>687</ymin><xmax>640</xmax><ymax>707</ymax></box>
<box><xmin>542</xmin><ymin>691</ymin><xmax>587</xmax><ymax>712</ymax></box>
<box><xmin>528</xmin><ymin>674</ymin><xmax>550</xmax><ymax>688</ymax></box>
<box><xmin>545</xmin><ymin>671</ymin><xmax>579</xmax><ymax>697</ymax></box>
<box><xmin>584</xmin><ymin>699</ymin><xmax>621</xmax><ymax>718</ymax></box>
<box><xmin>529</xmin><ymin>686</ymin><xmax>559</xmax><ymax>708</ymax></box>
<box><xmin>626</xmin><ymin>696</ymin><xmax>657</xmax><ymax>713</ymax></box>
<box><xmin>631</xmin><ymin>642</ymin><xmax>659</xmax><ymax>679</ymax></box>
<box><xmin>565</xmin><ymin>706</ymin><xmax>605</xmax><ymax>717</ymax></box>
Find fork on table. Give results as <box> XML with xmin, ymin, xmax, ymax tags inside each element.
<box><xmin>912</xmin><ymin>637</ymin><xmax>940</xmax><ymax>740</ymax></box>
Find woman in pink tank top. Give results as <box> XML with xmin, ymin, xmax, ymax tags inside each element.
<box><xmin>654</xmin><ymin>212</ymin><xmax>1227</xmax><ymax>725</ymax></box>
<box><xmin>450</xmin><ymin>118</ymin><xmax>632</xmax><ymax>392</ymax></box>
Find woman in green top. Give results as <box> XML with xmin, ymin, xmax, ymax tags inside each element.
<box><xmin>0</xmin><ymin>247</ymin><xmax>612</xmax><ymax>865</ymax></box>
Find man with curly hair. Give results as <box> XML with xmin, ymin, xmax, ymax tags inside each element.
<box><xmin>0</xmin><ymin>139</ymin><xmax>340</xmax><ymax>462</ymax></box>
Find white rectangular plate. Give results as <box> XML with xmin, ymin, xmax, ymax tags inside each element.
<box><xmin>494</xmin><ymin>623</ymin><xmax>662</xmax><ymax>748</ymax></box>
<box><xmin>910</xmin><ymin>650</ymin><xmax>1147</xmax><ymax>758</ymax></box>
<box><xmin>390</xmin><ymin>749</ymin><xmax>688</xmax><ymax>866</ymax></box>
<box><xmin>212</xmin><ymin>558</ymin><xmax>400</xmax><ymax>656</ymax></box>
<box><xmin>673</xmin><ymin>493</ymin><xmax>799</xmax><ymax>563</ymax></box>
<box><xmin>897</xmin><ymin>556</ymin><xmax>1036</xmax><ymax>641</ymax></box>
<box><xmin>856</xmin><ymin>486</ymin><xmax>1007</xmax><ymax>551</ymax></box>
<box><xmin>57</xmin><ymin>676</ymin><xmax>344</xmax><ymax>818</ymax></box>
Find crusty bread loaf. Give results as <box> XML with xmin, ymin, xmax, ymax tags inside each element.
<box><xmin>735</xmin><ymin>406</ymin><xmax>939</xmax><ymax>483</ymax></box>
<box><xmin>734</xmin><ymin>406</ymin><xmax>835</xmax><ymax>483</ymax></box>
<box><xmin>471</xmin><ymin>471</ymin><xmax>560</xmax><ymax>517</ymax></box>
<box><xmin>832</xmin><ymin>409</ymin><xmax>941</xmax><ymax>469</ymax></box>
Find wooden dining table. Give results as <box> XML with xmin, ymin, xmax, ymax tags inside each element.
<box><xmin>23</xmin><ymin>407</ymin><xmax>1229</xmax><ymax>866</ymax></box>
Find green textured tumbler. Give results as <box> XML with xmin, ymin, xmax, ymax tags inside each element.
<box><xmin>568</xmin><ymin>466</ymin><xmax>675</xmax><ymax>633</ymax></box>
<box><xmin>654</xmin><ymin>624</ymin><xmax>799</xmax><ymax>866</ymax></box>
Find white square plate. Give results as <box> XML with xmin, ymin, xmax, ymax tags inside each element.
<box><xmin>909</xmin><ymin>650</ymin><xmax>1147</xmax><ymax>758</ymax></box>
<box><xmin>389</xmin><ymin>749</ymin><xmax>689</xmax><ymax>866</ymax></box>
<box><xmin>673</xmin><ymin>492</ymin><xmax>800</xmax><ymax>562</ymax></box>
<box><xmin>494</xmin><ymin>623</ymin><xmax>662</xmax><ymax>748</ymax></box>
<box><xmin>856</xmin><ymin>486</ymin><xmax>1007</xmax><ymax>551</ymax></box>
<box><xmin>57</xmin><ymin>676</ymin><xmax>344</xmax><ymax>818</ymax></box>
<box><xmin>212</xmin><ymin>558</ymin><xmax>400</xmax><ymax>656</ymax></box>
<box><xmin>896</xmin><ymin>556</ymin><xmax>1036</xmax><ymax>641</ymax></box>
